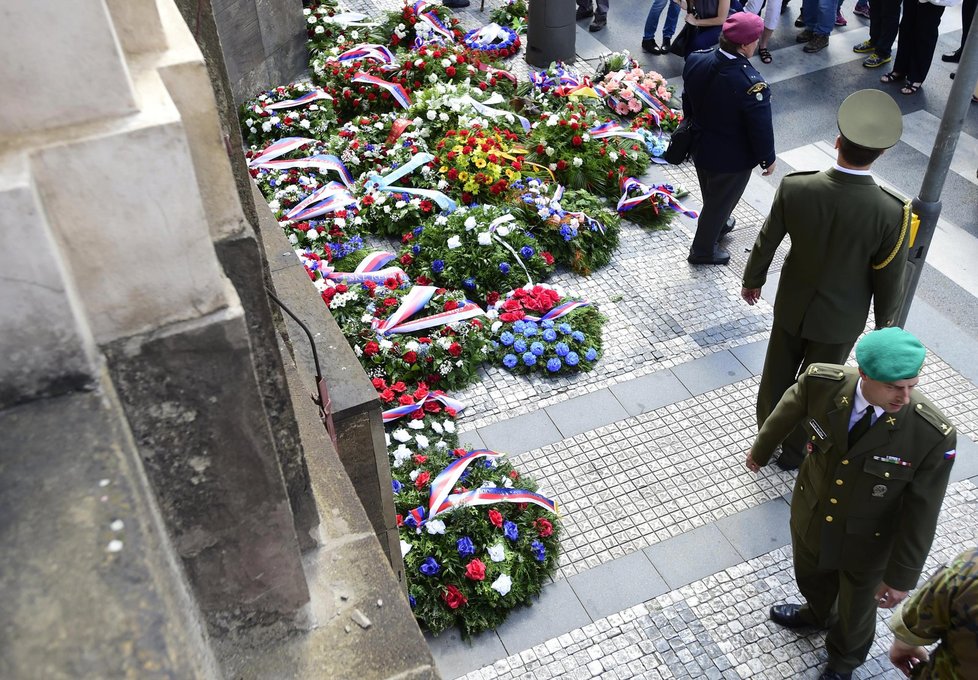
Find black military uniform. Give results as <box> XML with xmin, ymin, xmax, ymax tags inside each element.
<box><xmin>682</xmin><ymin>47</ymin><xmax>775</xmax><ymax>264</ymax></box>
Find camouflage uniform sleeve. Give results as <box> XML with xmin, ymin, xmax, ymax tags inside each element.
<box><xmin>888</xmin><ymin>548</ymin><xmax>978</xmax><ymax>674</ymax></box>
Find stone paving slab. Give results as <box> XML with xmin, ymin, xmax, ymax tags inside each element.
<box><xmin>714</xmin><ymin>499</ymin><xmax>793</xmax><ymax>562</ymax></box>
<box><xmin>545</xmin><ymin>388</ymin><xmax>630</xmax><ymax>440</ymax></box>
<box><xmin>608</xmin><ymin>368</ymin><xmax>692</xmax><ymax>418</ymax></box>
<box><xmin>456</xmin><ymin>480</ymin><xmax>978</xmax><ymax>680</ymax></box>
<box><xmin>643</xmin><ymin>523</ymin><xmax>743</xmax><ymax>591</ymax></box>
<box><xmin>493</xmin><ymin>578</ymin><xmax>591</xmax><ymax>655</ymax></box>
<box><xmin>567</xmin><ymin>550</ymin><xmax>670</xmax><ymax>622</ymax></box>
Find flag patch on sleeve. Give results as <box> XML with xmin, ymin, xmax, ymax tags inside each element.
<box><xmin>944</xmin><ymin>450</ymin><xmax>956</xmax><ymax>460</ymax></box>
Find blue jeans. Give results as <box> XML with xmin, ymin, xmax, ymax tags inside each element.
<box><xmin>643</xmin><ymin>0</ymin><xmax>681</xmax><ymax>40</ymax></box>
<box><xmin>802</xmin><ymin>0</ymin><xmax>836</xmax><ymax>35</ymax></box>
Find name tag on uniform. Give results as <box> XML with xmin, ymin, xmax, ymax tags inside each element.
<box><xmin>809</xmin><ymin>419</ymin><xmax>827</xmax><ymax>439</ymax></box>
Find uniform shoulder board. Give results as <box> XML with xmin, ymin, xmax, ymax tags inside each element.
<box><xmin>913</xmin><ymin>401</ymin><xmax>955</xmax><ymax>437</ymax></box>
<box><xmin>784</xmin><ymin>170</ymin><xmax>821</xmax><ymax>179</ymax></box>
<box><xmin>880</xmin><ymin>185</ymin><xmax>909</xmax><ymax>206</ymax></box>
<box><xmin>746</xmin><ymin>82</ymin><xmax>768</xmax><ymax>96</ymax></box>
<box><xmin>806</xmin><ymin>364</ymin><xmax>845</xmax><ymax>380</ymax></box>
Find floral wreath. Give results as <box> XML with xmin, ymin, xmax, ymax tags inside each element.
<box><xmin>489</xmin><ymin>284</ymin><xmax>603</xmax><ymax>375</ymax></box>
<box><xmin>462</xmin><ymin>23</ymin><xmax>522</xmax><ymax>60</ymax></box>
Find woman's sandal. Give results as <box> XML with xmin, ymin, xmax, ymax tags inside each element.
<box><xmin>901</xmin><ymin>82</ymin><xmax>922</xmax><ymax>95</ymax></box>
<box><xmin>759</xmin><ymin>47</ymin><xmax>773</xmax><ymax>64</ymax></box>
<box><xmin>880</xmin><ymin>71</ymin><xmax>904</xmax><ymax>84</ymax></box>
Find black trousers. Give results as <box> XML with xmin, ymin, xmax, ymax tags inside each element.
<box><xmin>690</xmin><ymin>165</ymin><xmax>751</xmax><ymax>257</ymax></box>
<box><xmin>959</xmin><ymin>0</ymin><xmax>977</xmax><ymax>52</ymax></box>
<box><xmin>893</xmin><ymin>0</ymin><xmax>946</xmax><ymax>83</ymax></box>
<box><xmin>868</xmin><ymin>0</ymin><xmax>902</xmax><ymax>57</ymax></box>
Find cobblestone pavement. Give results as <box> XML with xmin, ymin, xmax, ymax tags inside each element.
<box><xmin>459</xmin><ymin>482</ymin><xmax>978</xmax><ymax>680</ymax></box>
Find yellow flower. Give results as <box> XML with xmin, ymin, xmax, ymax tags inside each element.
<box><xmin>506</xmin><ymin>168</ymin><xmax>518</xmax><ymax>181</ymax></box>
<box><xmin>439</xmin><ymin>166</ymin><xmax>448</xmax><ymax>173</ymax></box>
<box><xmin>473</xmin><ymin>157</ymin><xmax>487</xmax><ymax>168</ymax></box>
<box><xmin>458</xmin><ymin>171</ymin><xmax>469</xmax><ymax>181</ymax></box>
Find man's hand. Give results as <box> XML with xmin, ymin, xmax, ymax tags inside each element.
<box><xmin>745</xmin><ymin>450</ymin><xmax>761</xmax><ymax>473</ymax></box>
<box><xmin>741</xmin><ymin>287</ymin><xmax>762</xmax><ymax>305</ymax></box>
<box><xmin>888</xmin><ymin>638</ymin><xmax>929</xmax><ymax>677</ymax></box>
<box><xmin>876</xmin><ymin>582</ymin><xmax>909</xmax><ymax>608</ymax></box>
<box><xmin>761</xmin><ymin>160</ymin><xmax>777</xmax><ymax>176</ymax></box>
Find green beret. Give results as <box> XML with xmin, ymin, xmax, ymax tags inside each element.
<box><xmin>838</xmin><ymin>89</ymin><xmax>902</xmax><ymax>150</ymax></box>
<box><xmin>856</xmin><ymin>328</ymin><xmax>926</xmax><ymax>382</ymax></box>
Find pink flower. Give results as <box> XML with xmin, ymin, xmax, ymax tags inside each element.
<box><xmin>628</xmin><ymin>98</ymin><xmax>643</xmax><ymax>112</ymax></box>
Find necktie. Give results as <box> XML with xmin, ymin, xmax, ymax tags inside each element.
<box><xmin>848</xmin><ymin>407</ymin><xmax>874</xmax><ymax>447</ymax></box>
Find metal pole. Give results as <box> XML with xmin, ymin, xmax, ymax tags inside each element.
<box><xmin>896</xmin><ymin>7</ymin><xmax>978</xmax><ymax>326</ymax></box>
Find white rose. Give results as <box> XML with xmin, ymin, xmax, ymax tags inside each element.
<box><xmin>307</xmin><ymin>15</ymin><xmax>316</xmax><ymax>23</ymax></box>
<box><xmin>415</xmin><ymin>434</ymin><xmax>430</xmax><ymax>449</ymax></box>
<box><xmin>447</xmin><ymin>235</ymin><xmax>462</xmax><ymax>249</ymax></box>
<box><xmin>392</xmin><ymin>429</ymin><xmax>411</xmax><ymax>442</ymax></box>
<box><xmin>262</xmin><ymin>121</ymin><xmax>272</xmax><ymax>132</ymax></box>
<box><xmin>609</xmin><ymin>151</ymin><xmax>619</xmax><ymax>162</ymax></box>
<box><xmin>441</xmin><ymin>59</ymin><xmax>452</xmax><ymax>68</ymax></box>
<box><xmin>427</xmin><ymin>110</ymin><xmax>437</xmax><ymax>120</ymax></box>
<box><xmin>425</xmin><ymin>519</ymin><xmax>446</xmax><ymax>535</ymax></box>
<box><xmin>496</xmin><ymin>225</ymin><xmax>510</xmax><ymax>237</ymax></box>
<box><xmin>487</xmin><ymin>543</ymin><xmax>506</xmax><ymax>562</ymax></box>
<box><xmin>299</xmin><ymin>118</ymin><xmax>311</xmax><ymax>128</ymax></box>
<box><xmin>400</xmin><ymin>539</ymin><xmax>412</xmax><ymax>557</ymax></box>
<box><xmin>392</xmin><ymin>445</ymin><xmax>412</xmax><ymax>467</ymax></box>
<box><xmin>287</xmin><ymin>233</ymin><xmax>298</xmax><ymax>244</ymax></box>
<box><xmin>439</xmin><ymin>112</ymin><xmax>450</xmax><ymax>122</ymax></box>
<box><xmin>464</xmin><ymin>216</ymin><xmax>477</xmax><ymax>230</ymax></box>
<box><xmin>503</xmin><ymin>477</ymin><xmax>514</xmax><ymax>488</ymax></box>
<box><xmin>491</xmin><ymin>573</ymin><xmax>513</xmax><ymax>596</ymax></box>
<box><xmin>431</xmin><ymin>420</ymin><xmax>444</xmax><ymax>434</ymax></box>
<box><xmin>545</xmin><ymin>146</ymin><xmax>555</xmax><ymax>156</ymax></box>
<box><xmin>443</xmin><ymin>421</ymin><xmax>456</xmax><ymax>433</ymax></box>
<box><xmin>409</xmin><ymin>469</ymin><xmax>420</xmax><ymax>481</ymax></box>
<box><xmin>477</xmin><ymin>232</ymin><xmax>492</xmax><ymax>246</ymax></box>
<box><xmin>429</xmin><ymin>73</ymin><xmax>439</xmax><ymax>83</ymax></box>
<box><xmin>379</xmin><ymin>339</ymin><xmax>394</xmax><ymax>350</ymax></box>
<box><xmin>306</xmin><ymin>229</ymin><xmax>319</xmax><ymax>241</ymax></box>
<box><xmin>491</xmin><ymin>320</ymin><xmax>503</xmax><ymax>333</ymax></box>
<box><xmin>314</xmin><ymin>25</ymin><xmax>324</xmax><ymax>34</ymax></box>
<box><xmin>267</xmin><ymin>200</ymin><xmax>280</xmax><ymax>212</ymax></box>
<box><xmin>270</xmin><ymin>116</ymin><xmax>280</xmax><ymax>125</ymax></box>
<box><xmin>245</xmin><ymin>118</ymin><xmax>254</xmax><ymax>127</ymax></box>
<box><xmin>547</xmin><ymin>114</ymin><xmax>559</xmax><ymax>127</ymax></box>
<box><xmin>573</xmin><ymin>157</ymin><xmax>583</xmax><ymax>167</ymax></box>
<box><xmin>407</xmin><ymin>419</ymin><xmax>424</xmax><ymax>430</ymax></box>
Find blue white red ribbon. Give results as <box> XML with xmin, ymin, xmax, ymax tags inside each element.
<box><xmin>314</xmin><ymin>250</ymin><xmax>409</xmax><ymax>286</ymax></box>
<box><xmin>352</xmin><ymin>73</ymin><xmax>413</xmax><ymax>109</ymax></box>
<box><xmin>432</xmin><ymin>486</ymin><xmax>559</xmax><ymax>517</ymax></box>
<box><xmin>478</xmin><ymin>62</ymin><xmax>518</xmax><ymax>85</ymax></box>
<box><xmin>248</xmin><ymin>137</ymin><xmax>318</xmax><ymax>167</ymax></box>
<box><xmin>382</xmin><ymin>391</ymin><xmax>466</xmax><ymax>423</ymax></box>
<box><xmin>589</xmin><ymin>121</ymin><xmax>646</xmax><ymax>143</ymax></box>
<box><xmin>284</xmin><ymin>181</ymin><xmax>357</xmax><ymax>221</ymax></box>
<box><xmin>617</xmin><ymin>177</ymin><xmax>699</xmax><ymax>219</ymax></box>
<box><xmin>372</xmin><ymin>285</ymin><xmax>484</xmax><ymax>335</ymax></box>
<box><xmin>252</xmin><ymin>154</ymin><xmax>355</xmax><ymax>188</ymax></box>
<box><xmin>458</xmin><ymin>93</ymin><xmax>531</xmax><ymax>133</ymax></box>
<box><xmin>335</xmin><ymin>43</ymin><xmax>398</xmax><ymax>69</ymax></box>
<box><xmin>364</xmin><ymin>153</ymin><xmax>456</xmax><ymax>213</ymax></box>
<box><xmin>263</xmin><ymin>89</ymin><xmax>333</xmax><ymax>111</ymax></box>
<box><xmin>525</xmin><ymin>299</ymin><xmax>590</xmax><ymax>322</ymax></box>
<box><xmin>627</xmin><ymin>82</ymin><xmax>671</xmax><ymax>122</ymax></box>
<box><xmin>428</xmin><ymin>449</ymin><xmax>504</xmax><ymax>517</ymax></box>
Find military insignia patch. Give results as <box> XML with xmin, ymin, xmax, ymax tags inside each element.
<box><xmin>945</xmin><ymin>450</ymin><xmax>956</xmax><ymax>460</ymax></box>
<box><xmin>872</xmin><ymin>484</ymin><xmax>888</xmax><ymax>498</ymax></box>
<box><xmin>747</xmin><ymin>82</ymin><xmax>768</xmax><ymax>95</ymax></box>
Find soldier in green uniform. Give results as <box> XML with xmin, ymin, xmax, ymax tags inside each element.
<box><xmin>742</xmin><ymin>89</ymin><xmax>912</xmax><ymax>470</ymax></box>
<box><xmin>745</xmin><ymin>327</ymin><xmax>957</xmax><ymax>680</ymax></box>
<box><xmin>887</xmin><ymin>546</ymin><xmax>978</xmax><ymax>678</ymax></box>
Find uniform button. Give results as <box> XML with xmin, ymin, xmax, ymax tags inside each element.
<box><xmin>826</xmin><ymin>515</ymin><xmax>834</xmax><ymax>522</ymax></box>
<box><xmin>884</xmin><ymin>472</ymin><xmax>890</xmax><ymax>478</ymax></box>
<box><xmin>830</xmin><ymin>498</ymin><xmax>838</xmax><ymax>504</ymax></box>
<box><xmin>835</xmin><ymin>479</ymin><xmax>844</xmax><ymax>486</ymax></box>
<box><xmin>800</xmin><ymin>484</ymin><xmax>805</xmax><ymax>491</ymax></box>
<box><xmin>812</xmin><ymin>436</ymin><xmax>816</xmax><ymax>441</ymax></box>
<box><xmin>875</xmin><ymin>532</ymin><xmax>881</xmax><ymax>537</ymax></box>
<box><xmin>842</xmin><ymin>460</ymin><xmax>849</xmax><ymax>465</ymax></box>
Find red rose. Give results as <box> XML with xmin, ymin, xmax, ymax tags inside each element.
<box><xmin>379</xmin><ymin>388</ymin><xmax>396</xmax><ymax>403</ymax></box>
<box><xmin>535</xmin><ymin>518</ymin><xmax>554</xmax><ymax>537</ymax></box>
<box><xmin>541</xmin><ymin>251</ymin><xmax>555</xmax><ymax>265</ymax></box>
<box><xmin>416</xmin><ymin>275</ymin><xmax>432</xmax><ymax>285</ymax></box>
<box><xmin>411</xmin><ymin>410</ymin><xmax>426</xmax><ymax>420</ymax></box>
<box><xmin>413</xmin><ymin>454</ymin><xmax>428</xmax><ymax>464</ymax></box>
<box><xmin>441</xmin><ymin>584</ymin><xmax>468</xmax><ymax>609</ymax></box>
<box><xmin>363</xmin><ymin>341</ymin><xmax>380</xmax><ymax>357</ymax></box>
<box><xmin>398</xmin><ymin>394</ymin><xmax>415</xmax><ymax>405</ymax></box>
<box><xmin>452</xmin><ymin>447</ymin><xmax>467</xmax><ymax>458</ymax></box>
<box><xmin>400</xmin><ymin>253</ymin><xmax>413</xmax><ymax>265</ymax></box>
<box><xmin>465</xmin><ymin>559</ymin><xmax>487</xmax><ymax>581</ymax></box>
<box><xmin>557</xmin><ymin>160</ymin><xmax>568</xmax><ymax>171</ymax></box>
<box><xmin>488</xmin><ymin>509</ymin><xmax>503</xmax><ymax>528</ymax></box>
<box><xmin>446</xmin><ymin>66</ymin><xmax>457</xmax><ymax>77</ymax></box>
<box><xmin>509</xmin><ymin>470</ymin><xmax>519</xmax><ymax>480</ymax></box>
<box><xmin>396</xmin><ymin>514</ymin><xmax>403</xmax><ymax>526</ymax></box>
<box><xmin>391</xmin><ymin>381</ymin><xmax>407</xmax><ymax>393</ymax></box>
<box><xmin>415</xmin><ymin>471</ymin><xmax>431</xmax><ymax>489</ymax></box>
<box><xmin>384</xmin><ymin>297</ymin><xmax>398</xmax><ymax>307</ymax></box>
<box><xmin>445</xmin><ymin>407</ymin><xmax>458</xmax><ymax>417</ymax></box>
<box><xmin>372</xmin><ymin>377</ymin><xmax>387</xmax><ymax>390</ymax></box>
<box><xmin>444</xmin><ymin>300</ymin><xmax>459</xmax><ymax>311</ymax></box>
<box><xmin>572</xmin><ymin>135</ymin><xmax>583</xmax><ymax>147</ymax></box>
<box><xmin>423</xmin><ymin>401</ymin><xmax>441</xmax><ymax>413</ymax></box>
<box><xmin>403</xmin><ymin>351</ymin><xmax>418</xmax><ymax>364</ymax></box>
<box><xmin>448</xmin><ymin>342</ymin><xmax>462</xmax><ymax>357</ymax></box>
<box><xmin>486</xmin><ymin>291</ymin><xmax>500</xmax><ymax>306</ymax></box>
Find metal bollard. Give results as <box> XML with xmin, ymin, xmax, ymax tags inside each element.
<box><xmin>525</xmin><ymin>0</ymin><xmax>577</xmax><ymax>67</ymax></box>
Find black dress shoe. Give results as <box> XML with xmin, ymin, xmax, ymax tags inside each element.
<box><xmin>942</xmin><ymin>48</ymin><xmax>961</xmax><ymax>63</ymax></box>
<box><xmin>818</xmin><ymin>670</ymin><xmax>852</xmax><ymax>680</ymax></box>
<box><xmin>687</xmin><ymin>247</ymin><xmax>730</xmax><ymax>265</ymax></box>
<box><xmin>589</xmin><ymin>16</ymin><xmax>607</xmax><ymax>31</ymax></box>
<box><xmin>769</xmin><ymin>603</ymin><xmax>809</xmax><ymax>628</ymax></box>
<box><xmin>576</xmin><ymin>6</ymin><xmax>594</xmax><ymax>19</ymax></box>
<box><xmin>794</xmin><ymin>15</ymin><xmax>805</xmax><ymax>27</ymax></box>
<box><xmin>720</xmin><ymin>216</ymin><xmax>736</xmax><ymax>236</ymax></box>
<box><xmin>642</xmin><ymin>38</ymin><xmax>661</xmax><ymax>54</ymax></box>
<box><xmin>661</xmin><ymin>37</ymin><xmax>672</xmax><ymax>52</ymax></box>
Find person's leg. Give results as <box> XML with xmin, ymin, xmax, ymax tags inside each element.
<box><xmin>663</xmin><ymin>0</ymin><xmax>681</xmax><ymax>39</ymax></box>
<box><xmin>577</xmin><ymin>0</ymin><xmax>594</xmax><ymax>17</ymax></box>
<box><xmin>876</xmin><ymin>0</ymin><xmax>903</xmax><ymax>57</ymax></box>
<box><xmin>906</xmin><ymin>3</ymin><xmax>945</xmax><ymax>85</ymax></box>
<box><xmin>891</xmin><ymin>0</ymin><xmax>914</xmax><ymax>77</ymax></box>
<box><xmin>815</xmin><ymin>0</ymin><xmax>836</xmax><ymax>35</ymax></box>
<box><xmin>689</xmin><ymin>167</ymin><xmax>750</xmax><ymax>259</ymax></box>
<box><xmin>595</xmin><ymin>0</ymin><xmax>609</xmax><ymax>18</ymax></box>
<box><xmin>756</xmin><ymin>324</ymin><xmax>807</xmax><ymax>431</ymax></box>
<box><xmin>867</xmin><ymin>0</ymin><xmax>881</xmax><ymax>43</ymax></box>
<box><xmin>801</xmin><ymin>0</ymin><xmax>818</xmax><ymax>28</ymax></box>
<box><xmin>791</xmin><ymin>532</ymin><xmax>840</xmax><ymax>628</ymax></box>
<box><xmin>825</xmin><ymin>569</ymin><xmax>884</xmax><ymax>674</ymax></box>
<box><xmin>962</xmin><ymin>0</ymin><xmax>977</xmax><ymax>50</ymax></box>
<box><xmin>644</xmin><ymin>0</ymin><xmax>667</xmax><ymax>40</ymax></box>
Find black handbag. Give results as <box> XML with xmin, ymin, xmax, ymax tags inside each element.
<box><xmin>668</xmin><ymin>23</ymin><xmax>696</xmax><ymax>57</ymax></box>
<box><xmin>663</xmin><ymin>117</ymin><xmax>695</xmax><ymax>164</ymax></box>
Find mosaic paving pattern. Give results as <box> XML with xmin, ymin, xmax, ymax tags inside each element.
<box><xmin>460</xmin><ymin>481</ymin><xmax>978</xmax><ymax>680</ymax></box>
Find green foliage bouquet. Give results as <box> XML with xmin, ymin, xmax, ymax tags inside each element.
<box><xmin>489</xmin><ymin>0</ymin><xmax>528</xmax><ymax>32</ymax></box>
<box><xmin>489</xmin><ymin>284</ymin><xmax>603</xmax><ymax>375</ymax></box>
<box><xmin>402</xmin><ymin>205</ymin><xmax>555</xmax><ymax>304</ymax></box>
<box><xmin>239</xmin><ymin>82</ymin><xmax>337</xmax><ymax>149</ymax></box>
<box><xmin>370</xmin><ymin>0</ymin><xmax>465</xmax><ymax>50</ymax></box>
<box><xmin>525</xmin><ymin>104</ymin><xmax>651</xmax><ymax>199</ymax></box>
<box><xmin>394</xmin><ymin>445</ymin><xmax>560</xmax><ymax>636</ymax></box>
<box><xmin>510</xmin><ymin>179</ymin><xmax>621</xmax><ymax>275</ymax></box>
<box><xmin>407</xmin><ymin>82</ymin><xmax>529</xmax><ymax>142</ymax></box>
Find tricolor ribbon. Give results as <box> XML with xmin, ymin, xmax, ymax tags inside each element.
<box><xmin>364</xmin><ymin>153</ymin><xmax>456</xmax><ymax>212</ymax></box>
<box><xmin>248</xmin><ymin>137</ymin><xmax>318</xmax><ymax>167</ymax></box>
<box><xmin>283</xmin><ymin>181</ymin><xmax>357</xmax><ymax>222</ymax></box>
<box><xmin>458</xmin><ymin>93</ymin><xmax>531</xmax><ymax>133</ymax></box>
<box><xmin>352</xmin><ymin>73</ymin><xmax>412</xmax><ymax>109</ymax></box>
<box><xmin>419</xmin><ymin>10</ymin><xmax>456</xmax><ymax>42</ymax></box>
<box><xmin>371</xmin><ymin>285</ymin><xmax>484</xmax><ymax>335</ymax></box>
<box><xmin>252</xmin><ymin>154</ymin><xmax>355</xmax><ymax>188</ymax></box>
<box><xmin>468</xmin><ymin>23</ymin><xmax>509</xmax><ymax>46</ymax></box>
<box><xmin>617</xmin><ymin>177</ymin><xmax>699</xmax><ymax>219</ymax></box>
<box><xmin>263</xmin><ymin>89</ymin><xmax>333</xmax><ymax>111</ymax></box>
<box><xmin>381</xmin><ymin>391</ymin><xmax>466</xmax><ymax>423</ymax></box>
<box><xmin>524</xmin><ymin>299</ymin><xmax>590</xmax><ymax>322</ymax></box>
<box><xmin>478</xmin><ymin>62</ymin><xmax>518</xmax><ymax>85</ymax></box>
<box><xmin>589</xmin><ymin>121</ymin><xmax>647</xmax><ymax>143</ymax></box>
<box><xmin>334</xmin><ymin>43</ymin><xmax>398</xmax><ymax>69</ymax></box>
<box><xmin>626</xmin><ymin>82</ymin><xmax>671</xmax><ymax>122</ymax></box>
<box><xmin>311</xmin><ymin>250</ymin><xmax>409</xmax><ymax>286</ymax></box>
